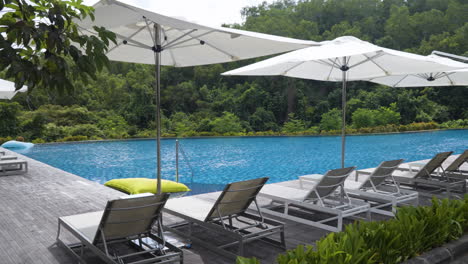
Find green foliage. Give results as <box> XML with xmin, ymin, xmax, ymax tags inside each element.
<box><xmin>352</xmin><ymin>108</ymin><xmax>376</xmax><ymax>129</ymax></box>
<box><xmin>210</xmin><ymin>112</ymin><xmax>244</xmax><ymax>134</ymax></box>
<box><xmin>0</xmin><ymin>0</ymin><xmax>116</xmax><ymax>92</ymax></box>
<box><xmin>239</xmin><ymin>196</ymin><xmax>468</xmax><ymax>264</ymax></box>
<box><xmin>320</xmin><ymin>108</ymin><xmax>342</xmax><ymax>131</ymax></box>
<box><xmin>0</xmin><ymin>102</ymin><xmax>22</xmax><ymax>137</ymax></box>
<box><xmin>282</xmin><ymin>113</ymin><xmax>306</xmax><ymax>133</ymax></box>
<box><xmin>352</xmin><ymin>106</ymin><xmax>401</xmax><ymax>129</ymax></box>
<box><xmin>1</xmin><ymin>0</ymin><xmax>467</xmax><ymax>142</ymax></box>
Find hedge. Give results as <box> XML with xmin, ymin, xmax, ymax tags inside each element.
<box><xmin>237</xmin><ymin>196</ymin><xmax>468</xmax><ymax>264</ymax></box>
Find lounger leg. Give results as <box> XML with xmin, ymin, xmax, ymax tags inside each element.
<box><xmin>337</xmin><ymin>213</ymin><xmax>343</xmax><ymax>231</ymax></box>
<box><xmin>238</xmin><ymin>239</ymin><xmax>244</xmax><ymax>256</ymax></box>
<box><xmin>280</xmin><ymin>228</ymin><xmax>286</xmax><ymax>249</ymax></box>
<box><xmin>56</xmin><ymin>220</ymin><xmax>61</xmax><ymax>242</ymax></box>
<box><xmin>366</xmin><ymin>209</ymin><xmax>372</xmax><ymax>221</ymax></box>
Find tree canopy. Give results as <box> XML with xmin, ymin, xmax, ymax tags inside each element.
<box><xmin>1</xmin><ymin>0</ymin><xmax>467</xmax><ymax>142</ymax></box>
<box><xmin>0</xmin><ymin>0</ymin><xmax>116</xmax><ymax>92</ymax></box>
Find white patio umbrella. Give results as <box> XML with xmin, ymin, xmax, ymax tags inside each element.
<box><xmin>0</xmin><ymin>79</ymin><xmax>28</xmax><ymax>100</ymax></box>
<box><xmin>223</xmin><ymin>36</ymin><xmax>468</xmax><ymax>168</ymax></box>
<box><xmin>368</xmin><ymin>55</ymin><xmax>468</xmax><ymax>87</ymax></box>
<box><xmin>77</xmin><ymin>0</ymin><xmax>318</xmax><ymax>193</ymax></box>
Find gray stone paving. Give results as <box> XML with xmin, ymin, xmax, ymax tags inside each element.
<box><xmin>0</xmin><ymin>147</ymin><xmax>466</xmax><ymax>264</ymax></box>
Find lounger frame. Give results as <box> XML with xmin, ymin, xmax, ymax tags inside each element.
<box><xmin>0</xmin><ymin>159</ymin><xmax>28</xmax><ymax>176</ymax></box>
<box><xmin>164</xmin><ymin>178</ymin><xmax>285</xmax><ymax>259</ymax></box>
<box><xmin>260</xmin><ymin>167</ymin><xmax>370</xmax><ymax>232</ymax></box>
<box><xmin>57</xmin><ymin>194</ymin><xmax>183</xmax><ymax>264</ymax></box>
<box><xmin>347</xmin><ymin>160</ymin><xmax>418</xmax><ymax>216</ymax></box>
<box><xmin>395</xmin><ymin>152</ymin><xmax>466</xmax><ymax>197</ymax></box>
<box><xmin>445</xmin><ymin>150</ymin><xmax>468</xmax><ymax>179</ymax></box>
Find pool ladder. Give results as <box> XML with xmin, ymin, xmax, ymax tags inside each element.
<box><xmin>175</xmin><ymin>139</ymin><xmax>194</xmax><ymax>184</ymax></box>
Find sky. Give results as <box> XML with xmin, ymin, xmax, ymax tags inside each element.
<box><xmin>83</xmin><ymin>0</ymin><xmax>274</xmax><ymax>27</ymax></box>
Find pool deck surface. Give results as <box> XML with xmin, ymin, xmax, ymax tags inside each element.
<box><xmin>0</xmin><ymin>147</ymin><xmax>467</xmax><ymax>264</ymax></box>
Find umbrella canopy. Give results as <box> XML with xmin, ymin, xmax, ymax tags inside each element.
<box><xmin>76</xmin><ymin>0</ymin><xmax>318</xmax><ymax>193</ymax></box>
<box><xmin>368</xmin><ymin>55</ymin><xmax>468</xmax><ymax>87</ymax></box>
<box><xmin>78</xmin><ymin>0</ymin><xmax>317</xmax><ymax>66</ymax></box>
<box><xmin>0</xmin><ymin>79</ymin><xmax>27</xmax><ymax>100</ymax></box>
<box><xmin>223</xmin><ymin>36</ymin><xmax>468</xmax><ymax>168</ymax></box>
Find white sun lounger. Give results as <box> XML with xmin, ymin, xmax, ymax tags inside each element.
<box><xmin>56</xmin><ymin>193</ymin><xmax>183</xmax><ymax>264</ymax></box>
<box><xmin>394</xmin><ymin>151</ymin><xmax>466</xmax><ymax>197</ymax></box>
<box><xmin>259</xmin><ymin>167</ymin><xmax>370</xmax><ymax>232</ymax></box>
<box><xmin>345</xmin><ymin>159</ymin><xmax>418</xmax><ymax>216</ymax></box>
<box><xmin>445</xmin><ymin>150</ymin><xmax>468</xmax><ymax>179</ymax></box>
<box><xmin>0</xmin><ymin>159</ymin><xmax>28</xmax><ymax>176</ymax></box>
<box><xmin>0</xmin><ymin>155</ymin><xmax>17</xmax><ymax>160</ymax></box>
<box><xmin>164</xmin><ymin>177</ymin><xmax>285</xmax><ymax>259</ymax></box>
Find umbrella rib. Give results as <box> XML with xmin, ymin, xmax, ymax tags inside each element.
<box><xmin>323</xmin><ymin>58</ymin><xmax>341</xmax><ymax>80</ymax></box>
<box><xmin>282</xmin><ymin>61</ymin><xmax>307</xmax><ymax>75</ymax></box>
<box><xmin>163</xmin><ymin>30</ymin><xmax>215</xmax><ymax>50</ymax></box>
<box><xmin>392</xmin><ymin>75</ymin><xmax>410</xmax><ymax>87</ymax></box>
<box><xmin>107</xmin><ymin>26</ymin><xmax>149</xmax><ymax>54</ymax></box>
<box><xmin>443</xmin><ymin>72</ymin><xmax>455</xmax><ymax>85</ymax></box>
<box><xmin>163</xmin><ymin>29</ymin><xmax>198</xmax><ymax>48</ymax></box>
<box><xmin>166</xmin><ymin>29</ymin><xmax>238</xmax><ymax>60</ymax></box>
<box><xmin>144</xmin><ymin>17</ymin><xmax>157</xmax><ymax>45</ymax></box>
<box><xmin>113</xmin><ymin>32</ymin><xmax>153</xmax><ymax>50</ymax></box>
<box><xmin>348</xmin><ymin>52</ymin><xmax>384</xmax><ymax>70</ymax></box>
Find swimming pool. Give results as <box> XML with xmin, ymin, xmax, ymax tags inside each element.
<box><xmin>17</xmin><ymin>130</ymin><xmax>468</xmax><ymax>194</ymax></box>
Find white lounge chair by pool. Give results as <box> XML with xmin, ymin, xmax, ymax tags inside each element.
<box><xmin>56</xmin><ymin>193</ymin><xmax>183</xmax><ymax>264</ymax></box>
<box><xmin>259</xmin><ymin>167</ymin><xmax>370</xmax><ymax>232</ymax></box>
<box><xmin>0</xmin><ymin>159</ymin><xmax>28</xmax><ymax>176</ymax></box>
<box><xmin>345</xmin><ymin>159</ymin><xmax>419</xmax><ymax>216</ymax></box>
<box><xmin>394</xmin><ymin>152</ymin><xmax>466</xmax><ymax>197</ymax></box>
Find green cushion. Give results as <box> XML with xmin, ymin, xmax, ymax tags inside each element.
<box><xmin>104</xmin><ymin>178</ymin><xmax>190</xmax><ymax>194</ymax></box>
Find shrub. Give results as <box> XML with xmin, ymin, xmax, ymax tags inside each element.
<box><xmin>210</xmin><ymin>112</ymin><xmax>244</xmax><ymax>134</ymax></box>
<box><xmin>32</xmin><ymin>138</ymin><xmax>46</xmax><ymax>144</ymax></box>
<box><xmin>57</xmin><ymin>135</ymin><xmax>88</xmax><ymax>142</ymax></box>
<box><xmin>69</xmin><ymin>124</ymin><xmax>104</xmax><ymax>138</ymax></box>
<box><xmin>352</xmin><ymin>108</ymin><xmax>376</xmax><ymax>129</ymax></box>
<box><xmin>375</xmin><ymin>106</ymin><xmax>400</xmax><ymax>126</ymax></box>
<box><xmin>0</xmin><ymin>136</ymin><xmax>13</xmax><ymax>145</ymax></box>
<box><xmin>238</xmin><ymin>196</ymin><xmax>468</xmax><ymax>264</ymax></box>
<box><xmin>320</xmin><ymin>108</ymin><xmax>342</xmax><ymax>131</ymax></box>
<box><xmin>282</xmin><ymin>113</ymin><xmax>306</xmax><ymax>133</ymax></box>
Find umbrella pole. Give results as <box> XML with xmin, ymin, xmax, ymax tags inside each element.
<box><xmin>153</xmin><ymin>23</ymin><xmax>162</xmax><ymax>195</ymax></box>
<box><xmin>341</xmin><ymin>58</ymin><xmax>348</xmax><ymax>168</ymax></box>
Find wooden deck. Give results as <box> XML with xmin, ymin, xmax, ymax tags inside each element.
<box><xmin>0</xmin><ymin>147</ymin><xmax>465</xmax><ymax>264</ymax></box>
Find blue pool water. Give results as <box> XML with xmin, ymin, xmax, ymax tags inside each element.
<box><xmin>16</xmin><ymin>130</ymin><xmax>468</xmax><ymax>193</ymax></box>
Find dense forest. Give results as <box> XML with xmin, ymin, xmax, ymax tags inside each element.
<box><xmin>1</xmin><ymin>0</ymin><xmax>468</xmax><ymax>143</ymax></box>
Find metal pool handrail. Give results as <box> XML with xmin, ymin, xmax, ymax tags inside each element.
<box><xmin>175</xmin><ymin>139</ymin><xmax>195</xmax><ymax>185</ymax></box>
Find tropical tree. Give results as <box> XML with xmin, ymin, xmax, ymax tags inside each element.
<box><xmin>0</xmin><ymin>0</ymin><xmax>116</xmax><ymax>92</ymax></box>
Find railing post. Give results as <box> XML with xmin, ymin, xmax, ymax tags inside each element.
<box><xmin>176</xmin><ymin>139</ymin><xmax>179</xmax><ymax>182</ymax></box>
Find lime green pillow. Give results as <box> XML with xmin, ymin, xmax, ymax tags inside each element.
<box><xmin>104</xmin><ymin>178</ymin><xmax>190</xmax><ymax>194</ymax></box>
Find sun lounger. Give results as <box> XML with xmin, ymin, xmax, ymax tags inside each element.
<box><xmin>164</xmin><ymin>177</ymin><xmax>285</xmax><ymax>258</ymax></box>
<box><xmin>0</xmin><ymin>159</ymin><xmax>28</xmax><ymax>176</ymax></box>
<box><xmin>56</xmin><ymin>193</ymin><xmax>183</xmax><ymax>264</ymax></box>
<box><xmin>0</xmin><ymin>155</ymin><xmax>17</xmax><ymax>160</ymax></box>
<box><xmin>394</xmin><ymin>152</ymin><xmax>466</xmax><ymax>197</ymax></box>
<box><xmin>445</xmin><ymin>150</ymin><xmax>468</xmax><ymax>178</ymax></box>
<box><xmin>259</xmin><ymin>167</ymin><xmax>370</xmax><ymax>232</ymax></box>
<box><xmin>345</xmin><ymin>159</ymin><xmax>418</xmax><ymax>216</ymax></box>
